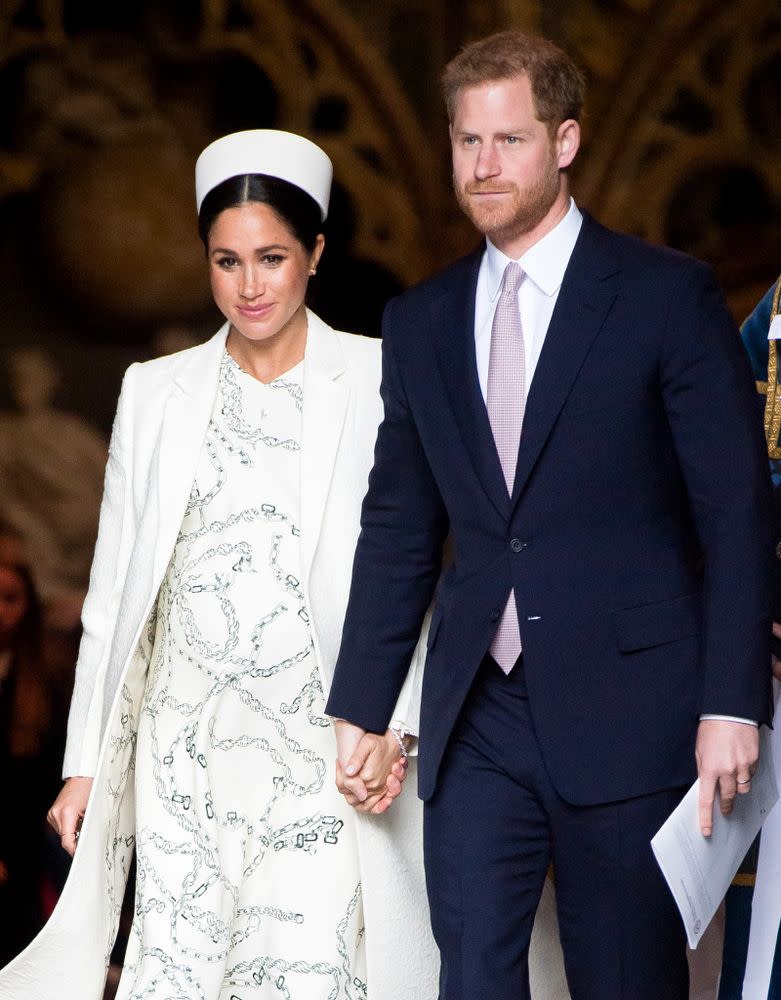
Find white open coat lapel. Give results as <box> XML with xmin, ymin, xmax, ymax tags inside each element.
<box><xmin>300</xmin><ymin>310</ymin><xmax>349</xmax><ymax>596</ymax></box>
<box><xmin>153</xmin><ymin>324</ymin><xmax>229</xmax><ymax>582</ymax></box>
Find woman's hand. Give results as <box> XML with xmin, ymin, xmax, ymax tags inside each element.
<box><xmin>47</xmin><ymin>776</ymin><xmax>93</xmax><ymax>856</ymax></box>
<box><xmin>334</xmin><ymin>718</ymin><xmax>370</xmax><ymax>805</ymax></box>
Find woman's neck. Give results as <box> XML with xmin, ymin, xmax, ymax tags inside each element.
<box><xmin>226</xmin><ymin>312</ymin><xmax>308</xmax><ymax>383</ymax></box>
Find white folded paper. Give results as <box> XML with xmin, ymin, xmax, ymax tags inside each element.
<box><xmin>651</xmin><ymin>726</ymin><xmax>778</xmax><ymax>949</ymax></box>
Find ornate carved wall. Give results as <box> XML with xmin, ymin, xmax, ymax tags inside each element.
<box><xmin>333</xmin><ymin>0</ymin><xmax>781</xmax><ymax>314</ymax></box>
<box><xmin>1</xmin><ymin>0</ymin><xmax>777</xmax><ymax>326</ymax></box>
<box><xmin>548</xmin><ymin>0</ymin><xmax>781</xmax><ymax>319</ymax></box>
<box><xmin>0</xmin><ymin>0</ymin><xmax>444</xmax><ymax>334</ymax></box>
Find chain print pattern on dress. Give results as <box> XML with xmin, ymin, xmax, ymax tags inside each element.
<box><xmin>103</xmin><ymin>682</ymin><xmax>139</xmax><ymax>965</ymax></box>
<box><xmin>224</xmin><ymin>884</ymin><xmax>364</xmax><ymax>1000</ymax></box>
<box><xmin>220</xmin><ymin>353</ymin><xmax>301</xmax><ymax>454</ymax></box>
<box><xmin>115</xmin><ymin>355</ymin><xmax>364</xmax><ymax>1000</ymax></box>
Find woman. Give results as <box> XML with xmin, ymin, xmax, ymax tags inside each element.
<box><xmin>0</xmin><ymin>130</ymin><xmax>437</xmax><ymax>1000</ymax></box>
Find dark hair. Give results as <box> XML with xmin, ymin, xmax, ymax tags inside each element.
<box><xmin>442</xmin><ymin>30</ymin><xmax>585</xmax><ymax>134</ymax></box>
<box><xmin>198</xmin><ymin>174</ymin><xmax>322</xmax><ymax>253</ymax></box>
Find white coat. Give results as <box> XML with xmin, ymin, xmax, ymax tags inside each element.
<box><xmin>0</xmin><ymin>312</ymin><xmax>439</xmax><ymax>1000</ymax></box>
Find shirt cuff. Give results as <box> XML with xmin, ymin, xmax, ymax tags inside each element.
<box><xmin>390</xmin><ymin>718</ymin><xmax>419</xmax><ymax>757</ymax></box>
<box><xmin>699</xmin><ymin>714</ymin><xmax>758</xmax><ymax>727</ymax></box>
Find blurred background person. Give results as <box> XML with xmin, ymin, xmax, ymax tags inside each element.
<box><xmin>0</xmin><ymin>349</ymin><xmax>107</xmax><ymax>618</ymax></box>
<box><xmin>0</xmin><ymin>527</ymin><xmax>61</xmax><ymax>966</ymax></box>
<box><xmin>740</xmin><ymin>274</ymin><xmax>781</xmax><ymax>1000</ymax></box>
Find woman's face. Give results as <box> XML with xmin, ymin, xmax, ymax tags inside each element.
<box><xmin>0</xmin><ymin>565</ymin><xmax>28</xmax><ymax>647</ymax></box>
<box><xmin>207</xmin><ymin>201</ymin><xmax>324</xmax><ymax>347</ymax></box>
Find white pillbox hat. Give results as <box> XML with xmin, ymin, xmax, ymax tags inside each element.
<box><xmin>195</xmin><ymin>129</ymin><xmax>333</xmax><ymax>220</ymax></box>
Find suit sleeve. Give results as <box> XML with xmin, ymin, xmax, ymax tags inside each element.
<box><xmin>660</xmin><ymin>261</ymin><xmax>773</xmax><ymax>723</ymax></box>
<box><xmin>62</xmin><ymin>364</ymin><xmax>138</xmax><ymax>778</ymax></box>
<box><xmin>325</xmin><ymin>298</ymin><xmax>449</xmax><ymax>733</ymax></box>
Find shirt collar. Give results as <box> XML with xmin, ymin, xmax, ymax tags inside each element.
<box><xmin>485</xmin><ymin>198</ymin><xmax>583</xmax><ymax>300</ymax></box>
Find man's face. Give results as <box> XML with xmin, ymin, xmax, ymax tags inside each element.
<box><xmin>450</xmin><ymin>74</ymin><xmax>574</xmax><ymax>246</ymax></box>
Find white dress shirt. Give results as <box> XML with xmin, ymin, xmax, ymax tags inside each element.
<box><xmin>473</xmin><ymin>198</ymin><xmax>755</xmax><ymax>729</ymax></box>
<box><xmin>475</xmin><ymin>198</ymin><xmax>582</xmax><ymax>402</ymax></box>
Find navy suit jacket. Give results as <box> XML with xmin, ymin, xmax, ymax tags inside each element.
<box><xmin>326</xmin><ymin>213</ymin><xmax>773</xmax><ymax>805</ymax></box>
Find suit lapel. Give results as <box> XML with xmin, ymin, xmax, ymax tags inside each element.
<box><xmin>153</xmin><ymin>325</ymin><xmax>228</xmax><ymax>581</ymax></box>
<box><xmin>300</xmin><ymin>310</ymin><xmax>349</xmax><ymax>595</ymax></box>
<box><xmin>511</xmin><ymin>216</ymin><xmax>621</xmax><ymax>505</ymax></box>
<box><xmin>433</xmin><ymin>247</ymin><xmax>510</xmax><ymax>519</ymax></box>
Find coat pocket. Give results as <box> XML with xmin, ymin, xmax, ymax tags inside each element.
<box><xmin>614</xmin><ymin>592</ymin><xmax>702</xmax><ymax>652</ymax></box>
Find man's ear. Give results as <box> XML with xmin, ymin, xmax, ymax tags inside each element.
<box><xmin>556</xmin><ymin>119</ymin><xmax>581</xmax><ymax>170</ymax></box>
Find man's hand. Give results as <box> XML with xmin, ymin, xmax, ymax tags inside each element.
<box><xmin>334</xmin><ymin>719</ymin><xmax>370</xmax><ymax>804</ymax></box>
<box><xmin>695</xmin><ymin>719</ymin><xmax>759</xmax><ymax>837</ymax></box>
<box><xmin>47</xmin><ymin>776</ymin><xmax>93</xmax><ymax>856</ymax></box>
<box><xmin>772</xmin><ymin>622</ymin><xmax>781</xmax><ymax>681</ymax></box>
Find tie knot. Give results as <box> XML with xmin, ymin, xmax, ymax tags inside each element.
<box><xmin>501</xmin><ymin>261</ymin><xmax>523</xmax><ymax>298</ymax></box>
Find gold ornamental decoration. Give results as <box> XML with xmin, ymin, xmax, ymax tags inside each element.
<box><xmin>763</xmin><ymin>279</ymin><xmax>781</xmax><ymax>458</ymax></box>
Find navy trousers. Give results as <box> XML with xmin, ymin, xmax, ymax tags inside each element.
<box><xmin>423</xmin><ymin>657</ymin><xmax>690</xmax><ymax>1000</ymax></box>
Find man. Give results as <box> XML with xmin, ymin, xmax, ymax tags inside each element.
<box><xmin>326</xmin><ymin>30</ymin><xmax>773</xmax><ymax>1000</ymax></box>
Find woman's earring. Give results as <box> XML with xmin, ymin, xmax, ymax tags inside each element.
<box><xmin>309</xmin><ymin>267</ymin><xmax>317</xmax><ymax>276</ymax></box>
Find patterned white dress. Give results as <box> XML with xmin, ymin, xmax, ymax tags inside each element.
<box><xmin>115</xmin><ymin>352</ymin><xmax>366</xmax><ymax>1000</ymax></box>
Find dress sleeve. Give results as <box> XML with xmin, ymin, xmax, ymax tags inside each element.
<box><xmin>62</xmin><ymin>364</ymin><xmax>138</xmax><ymax>778</ymax></box>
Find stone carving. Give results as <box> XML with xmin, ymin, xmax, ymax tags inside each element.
<box><xmin>0</xmin><ymin>348</ymin><xmax>106</xmax><ymax>616</ymax></box>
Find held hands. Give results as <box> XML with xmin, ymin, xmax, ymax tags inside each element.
<box><xmin>334</xmin><ymin>719</ymin><xmax>408</xmax><ymax>815</ymax></box>
<box><xmin>695</xmin><ymin>720</ymin><xmax>759</xmax><ymax>837</ymax></box>
<box><xmin>47</xmin><ymin>776</ymin><xmax>93</xmax><ymax>856</ymax></box>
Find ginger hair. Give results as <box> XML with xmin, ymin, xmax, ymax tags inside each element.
<box><xmin>443</xmin><ymin>30</ymin><xmax>585</xmax><ymax>134</ymax></box>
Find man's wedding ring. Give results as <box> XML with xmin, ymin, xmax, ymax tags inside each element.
<box><xmin>737</xmin><ymin>778</ymin><xmax>751</xmax><ymax>785</ymax></box>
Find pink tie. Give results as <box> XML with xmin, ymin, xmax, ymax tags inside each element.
<box><xmin>487</xmin><ymin>262</ymin><xmax>525</xmax><ymax>673</ymax></box>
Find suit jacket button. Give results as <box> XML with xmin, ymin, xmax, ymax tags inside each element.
<box><xmin>510</xmin><ymin>538</ymin><xmax>524</xmax><ymax>553</ymax></box>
